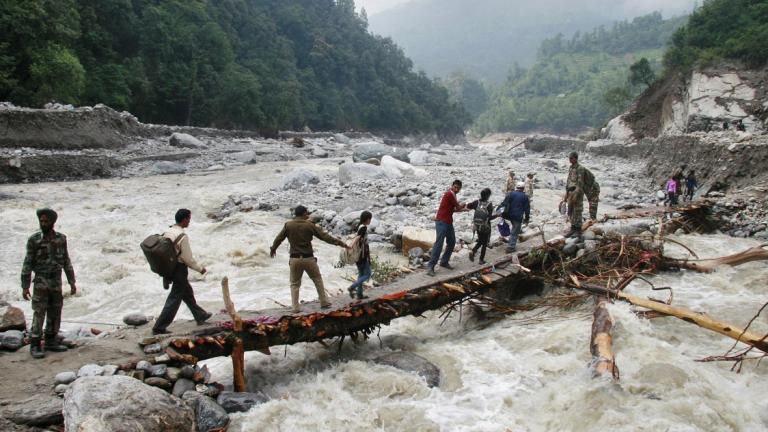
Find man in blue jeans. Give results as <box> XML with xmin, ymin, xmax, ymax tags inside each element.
<box><xmin>427</xmin><ymin>180</ymin><xmax>468</xmax><ymax>276</ymax></box>
<box><xmin>501</xmin><ymin>182</ymin><xmax>530</xmax><ymax>253</ymax></box>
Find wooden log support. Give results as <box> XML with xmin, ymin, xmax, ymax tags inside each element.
<box><xmin>665</xmin><ymin>243</ymin><xmax>768</xmax><ymax>273</ymax></box>
<box><xmin>574</xmin><ymin>282</ymin><xmax>768</xmax><ymax>353</ymax></box>
<box><xmin>222</xmin><ymin>277</ymin><xmax>247</xmax><ymax>392</ymax></box>
<box><xmin>590</xmin><ymin>297</ymin><xmax>619</xmax><ymax>379</ymax></box>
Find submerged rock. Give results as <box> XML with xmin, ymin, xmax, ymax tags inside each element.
<box><xmin>64</xmin><ymin>375</ymin><xmax>194</xmax><ymax>432</ymax></box>
<box><xmin>216</xmin><ymin>391</ymin><xmax>268</xmax><ymax>413</ymax></box>
<box><xmin>281</xmin><ymin>168</ymin><xmax>320</xmax><ymax>190</ymax></box>
<box><xmin>151</xmin><ymin>161</ymin><xmax>187</xmax><ymax>175</ymax></box>
<box><xmin>372</xmin><ymin>351</ymin><xmax>441</xmax><ymax>388</ymax></box>
<box><xmin>182</xmin><ymin>392</ymin><xmax>230</xmax><ymax>432</ymax></box>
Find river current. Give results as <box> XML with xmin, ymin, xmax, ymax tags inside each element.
<box><xmin>1</xmin><ymin>160</ymin><xmax>766</xmax><ymax>431</ymax></box>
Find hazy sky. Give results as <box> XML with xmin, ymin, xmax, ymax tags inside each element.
<box><xmin>357</xmin><ymin>0</ymin><xmax>696</xmax><ymax>17</ymax></box>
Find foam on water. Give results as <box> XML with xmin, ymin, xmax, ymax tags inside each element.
<box><xmin>1</xmin><ymin>163</ymin><xmax>766</xmax><ymax>431</ymax></box>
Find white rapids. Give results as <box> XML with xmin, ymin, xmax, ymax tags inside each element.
<box><xmin>1</xmin><ymin>160</ymin><xmax>766</xmax><ymax>432</ymax></box>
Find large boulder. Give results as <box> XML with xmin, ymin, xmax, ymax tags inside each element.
<box><xmin>372</xmin><ymin>351</ymin><xmax>441</xmax><ymax>388</ymax></box>
<box><xmin>182</xmin><ymin>392</ymin><xmax>230</xmax><ymax>432</ymax></box>
<box><xmin>338</xmin><ymin>162</ymin><xmax>389</xmax><ymax>185</ymax></box>
<box><xmin>230</xmin><ymin>150</ymin><xmax>256</xmax><ymax>164</ymax></box>
<box><xmin>352</xmin><ymin>142</ymin><xmax>410</xmax><ymax>162</ymax></box>
<box><xmin>151</xmin><ymin>161</ymin><xmax>187</xmax><ymax>175</ymax></box>
<box><xmin>280</xmin><ymin>168</ymin><xmax>320</xmax><ymax>190</ymax></box>
<box><xmin>401</xmin><ymin>227</ymin><xmax>435</xmax><ymax>257</ymax></box>
<box><xmin>0</xmin><ymin>329</ymin><xmax>24</xmax><ymax>350</ymax></box>
<box><xmin>169</xmin><ymin>133</ymin><xmax>206</xmax><ymax>149</ymax></box>
<box><xmin>604</xmin><ymin>115</ymin><xmax>635</xmax><ymax>143</ymax></box>
<box><xmin>380</xmin><ymin>155</ymin><xmax>425</xmax><ymax>178</ymax></box>
<box><xmin>407</xmin><ymin>150</ymin><xmax>431</xmax><ymax>166</ymax></box>
<box><xmin>4</xmin><ymin>397</ymin><xmax>63</xmax><ymax>427</ymax></box>
<box><xmin>522</xmin><ymin>135</ymin><xmax>586</xmax><ymax>153</ymax></box>
<box><xmin>0</xmin><ymin>301</ymin><xmax>25</xmax><ymax>331</ymax></box>
<box><xmin>63</xmin><ymin>375</ymin><xmax>194</xmax><ymax>432</ymax></box>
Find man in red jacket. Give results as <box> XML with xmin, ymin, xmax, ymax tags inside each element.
<box><xmin>427</xmin><ymin>179</ymin><xmax>467</xmax><ymax>276</ymax></box>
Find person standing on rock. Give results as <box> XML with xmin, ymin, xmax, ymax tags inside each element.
<box><xmin>524</xmin><ymin>173</ymin><xmax>535</xmax><ymax>201</ymax></box>
<box><xmin>427</xmin><ymin>180</ymin><xmax>468</xmax><ymax>276</ymax></box>
<box><xmin>501</xmin><ymin>182</ymin><xmax>530</xmax><ymax>253</ymax></box>
<box><xmin>348</xmin><ymin>211</ymin><xmax>373</xmax><ymax>300</ymax></box>
<box><xmin>468</xmin><ymin>188</ymin><xmax>496</xmax><ymax>265</ymax></box>
<box><xmin>21</xmin><ymin>208</ymin><xmax>76</xmax><ymax>358</ymax></box>
<box><xmin>152</xmin><ymin>209</ymin><xmax>212</xmax><ymax>335</ymax></box>
<box><xmin>270</xmin><ymin>205</ymin><xmax>349</xmax><ymax>313</ymax></box>
<box><xmin>505</xmin><ymin>171</ymin><xmax>516</xmax><ymax>193</ymax></box>
<box><xmin>562</xmin><ymin>151</ymin><xmax>589</xmax><ymax>237</ymax></box>
<box><xmin>685</xmin><ymin>170</ymin><xmax>698</xmax><ymax>201</ymax></box>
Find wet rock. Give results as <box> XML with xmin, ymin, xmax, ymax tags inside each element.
<box><xmin>122</xmin><ymin>313</ymin><xmax>149</xmax><ymax>326</ymax></box>
<box><xmin>152</xmin><ymin>161</ymin><xmax>187</xmax><ymax>175</ymax></box>
<box><xmin>143</xmin><ymin>343</ymin><xmax>163</xmax><ymax>354</ymax></box>
<box><xmin>231</xmin><ymin>150</ymin><xmax>256</xmax><ymax>164</ymax></box>
<box><xmin>170</xmin><ymin>133</ymin><xmax>206</xmax><ymax>149</ymax></box>
<box><xmin>352</xmin><ymin>142</ymin><xmax>409</xmax><ymax>162</ymax></box>
<box><xmin>144</xmin><ymin>377</ymin><xmax>171</xmax><ymax>390</ymax></box>
<box><xmin>216</xmin><ymin>391</ymin><xmax>268</xmax><ymax>413</ymax></box>
<box><xmin>173</xmin><ymin>378</ymin><xmax>197</xmax><ymax>397</ymax></box>
<box><xmin>311</xmin><ymin>146</ymin><xmax>328</xmax><ymax>158</ymax></box>
<box><xmin>64</xmin><ymin>375</ymin><xmax>194</xmax><ymax>431</ymax></box>
<box><xmin>0</xmin><ymin>301</ymin><xmax>26</xmax><ymax>331</ymax></box>
<box><xmin>5</xmin><ymin>397</ymin><xmax>63</xmax><ymax>427</ymax></box>
<box><xmin>55</xmin><ymin>371</ymin><xmax>78</xmax><ymax>385</ymax></box>
<box><xmin>182</xmin><ymin>392</ymin><xmax>230</xmax><ymax>432</ymax></box>
<box><xmin>179</xmin><ymin>365</ymin><xmax>196</xmax><ymax>380</ymax></box>
<box><xmin>0</xmin><ymin>329</ymin><xmax>24</xmax><ymax>350</ymax></box>
<box><xmin>281</xmin><ymin>168</ymin><xmax>320</xmax><ymax>190</ymax></box>
<box><xmin>149</xmin><ymin>364</ymin><xmax>168</xmax><ymax>378</ymax></box>
<box><xmin>55</xmin><ymin>384</ymin><xmax>70</xmax><ymax>395</ymax></box>
<box><xmin>372</xmin><ymin>351</ymin><xmax>441</xmax><ymax>388</ymax></box>
<box><xmin>77</xmin><ymin>364</ymin><xmax>104</xmax><ymax>378</ymax></box>
<box><xmin>333</xmin><ymin>133</ymin><xmax>350</xmax><ymax>144</ymax></box>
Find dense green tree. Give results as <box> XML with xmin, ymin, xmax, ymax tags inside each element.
<box><xmin>629</xmin><ymin>58</ymin><xmax>656</xmax><ymax>87</ymax></box>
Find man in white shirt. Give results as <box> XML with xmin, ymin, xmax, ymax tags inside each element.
<box><xmin>152</xmin><ymin>209</ymin><xmax>212</xmax><ymax>335</ymax></box>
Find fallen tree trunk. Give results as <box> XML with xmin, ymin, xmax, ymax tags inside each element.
<box><xmin>571</xmin><ymin>281</ymin><xmax>768</xmax><ymax>353</ymax></box>
<box><xmin>590</xmin><ymin>296</ymin><xmax>619</xmax><ymax>379</ymax></box>
<box><xmin>665</xmin><ymin>243</ymin><xmax>768</xmax><ymax>273</ymax></box>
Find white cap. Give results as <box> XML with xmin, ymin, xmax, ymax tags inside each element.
<box><xmin>516</xmin><ymin>181</ymin><xmax>525</xmax><ymax>189</ymax></box>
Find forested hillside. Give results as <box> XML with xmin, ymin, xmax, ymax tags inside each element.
<box><xmin>0</xmin><ymin>0</ymin><xmax>468</xmax><ymax>135</ymax></box>
<box><xmin>664</xmin><ymin>0</ymin><xmax>768</xmax><ymax>70</ymax></box>
<box><xmin>473</xmin><ymin>12</ymin><xmax>686</xmax><ymax>134</ymax></box>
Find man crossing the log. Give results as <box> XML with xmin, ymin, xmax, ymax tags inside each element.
<box><xmin>427</xmin><ymin>179</ymin><xmax>468</xmax><ymax>276</ymax></box>
<box><xmin>270</xmin><ymin>205</ymin><xmax>349</xmax><ymax>313</ymax></box>
<box><xmin>21</xmin><ymin>208</ymin><xmax>76</xmax><ymax>358</ymax></box>
<box><xmin>562</xmin><ymin>151</ymin><xmax>591</xmax><ymax>238</ymax></box>
<box><xmin>152</xmin><ymin>209</ymin><xmax>212</xmax><ymax>335</ymax></box>
<box><xmin>500</xmin><ymin>182</ymin><xmax>530</xmax><ymax>253</ymax></box>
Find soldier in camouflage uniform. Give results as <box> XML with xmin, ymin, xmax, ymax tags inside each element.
<box><xmin>563</xmin><ymin>152</ymin><xmax>588</xmax><ymax>237</ymax></box>
<box><xmin>583</xmin><ymin>167</ymin><xmax>600</xmax><ymax>221</ymax></box>
<box><xmin>21</xmin><ymin>208</ymin><xmax>76</xmax><ymax>359</ymax></box>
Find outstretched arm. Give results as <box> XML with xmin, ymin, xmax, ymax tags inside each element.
<box><xmin>270</xmin><ymin>225</ymin><xmax>288</xmax><ymax>257</ymax></box>
<box><xmin>314</xmin><ymin>225</ymin><xmax>348</xmax><ymax>248</ymax></box>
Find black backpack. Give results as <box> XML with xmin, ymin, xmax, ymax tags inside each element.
<box><xmin>473</xmin><ymin>201</ymin><xmax>492</xmax><ymax>234</ymax></box>
<box><xmin>140</xmin><ymin>233</ymin><xmax>185</xmax><ymax>278</ymax></box>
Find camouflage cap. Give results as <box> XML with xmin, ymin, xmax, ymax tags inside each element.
<box><xmin>36</xmin><ymin>208</ymin><xmax>58</xmax><ymax>223</ymax></box>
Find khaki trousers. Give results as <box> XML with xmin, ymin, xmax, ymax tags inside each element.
<box><xmin>289</xmin><ymin>257</ymin><xmax>329</xmax><ymax>311</ymax></box>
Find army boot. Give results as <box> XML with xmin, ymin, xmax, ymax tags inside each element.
<box><xmin>44</xmin><ymin>336</ymin><xmax>68</xmax><ymax>352</ymax></box>
<box><xmin>30</xmin><ymin>339</ymin><xmax>45</xmax><ymax>359</ymax></box>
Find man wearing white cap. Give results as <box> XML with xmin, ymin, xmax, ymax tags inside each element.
<box><xmin>499</xmin><ymin>182</ymin><xmax>530</xmax><ymax>253</ymax></box>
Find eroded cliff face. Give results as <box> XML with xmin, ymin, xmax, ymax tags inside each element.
<box><xmin>605</xmin><ymin>65</ymin><xmax>768</xmax><ymax>142</ymax></box>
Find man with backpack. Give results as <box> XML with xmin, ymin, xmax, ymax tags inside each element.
<box><xmin>270</xmin><ymin>205</ymin><xmax>349</xmax><ymax>313</ymax></box>
<box><xmin>20</xmin><ymin>208</ymin><xmax>76</xmax><ymax>358</ymax></box>
<box><xmin>501</xmin><ymin>182</ymin><xmax>530</xmax><ymax>253</ymax></box>
<box><xmin>151</xmin><ymin>209</ymin><xmax>212</xmax><ymax>335</ymax></box>
<box><xmin>467</xmin><ymin>188</ymin><xmax>496</xmax><ymax>265</ymax></box>
<box><xmin>562</xmin><ymin>152</ymin><xmax>597</xmax><ymax>237</ymax></box>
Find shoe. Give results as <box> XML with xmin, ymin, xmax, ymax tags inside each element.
<box><xmin>320</xmin><ymin>303</ymin><xmax>332</xmax><ymax>309</ymax></box>
<box><xmin>468</xmin><ymin>251</ymin><xmax>475</xmax><ymax>262</ymax></box>
<box><xmin>152</xmin><ymin>328</ymin><xmax>170</xmax><ymax>335</ymax></box>
<box><xmin>196</xmin><ymin>311</ymin><xmax>213</xmax><ymax>325</ymax></box>
<box><xmin>347</xmin><ymin>286</ymin><xmax>355</xmax><ymax>299</ymax></box>
<box><xmin>478</xmin><ymin>260</ymin><xmax>487</xmax><ymax>265</ymax></box>
<box><xmin>30</xmin><ymin>342</ymin><xmax>45</xmax><ymax>359</ymax></box>
<box><xmin>426</xmin><ymin>268</ymin><xmax>436</xmax><ymax>276</ymax></box>
<box><xmin>439</xmin><ymin>263</ymin><xmax>454</xmax><ymax>270</ymax></box>
<box><xmin>356</xmin><ymin>295</ymin><xmax>369</xmax><ymax>300</ymax></box>
<box><xmin>44</xmin><ymin>339</ymin><xmax>68</xmax><ymax>352</ymax></box>
<box><xmin>505</xmin><ymin>247</ymin><xmax>516</xmax><ymax>253</ymax></box>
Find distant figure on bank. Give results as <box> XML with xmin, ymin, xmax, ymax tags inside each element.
<box><xmin>468</xmin><ymin>188</ymin><xmax>496</xmax><ymax>265</ymax></box>
<box><xmin>524</xmin><ymin>173</ymin><xmax>535</xmax><ymax>201</ymax></box>
<box><xmin>562</xmin><ymin>151</ymin><xmax>592</xmax><ymax>237</ymax></box>
<box><xmin>21</xmin><ymin>208</ymin><xmax>76</xmax><ymax>358</ymax></box>
<box><xmin>685</xmin><ymin>170</ymin><xmax>698</xmax><ymax>201</ymax></box>
<box><xmin>722</xmin><ymin>121</ymin><xmax>729</xmax><ymax>131</ymax></box>
<box><xmin>271</xmin><ymin>205</ymin><xmax>349</xmax><ymax>313</ymax></box>
<box><xmin>665</xmin><ymin>176</ymin><xmax>679</xmax><ymax>206</ymax></box>
<box><xmin>152</xmin><ymin>209</ymin><xmax>212</xmax><ymax>335</ymax></box>
<box><xmin>505</xmin><ymin>171</ymin><xmax>516</xmax><ymax>193</ymax></box>
<box><xmin>501</xmin><ymin>182</ymin><xmax>530</xmax><ymax>253</ymax></box>
<box><xmin>427</xmin><ymin>180</ymin><xmax>468</xmax><ymax>276</ymax></box>
<box><xmin>734</xmin><ymin>119</ymin><xmax>746</xmax><ymax>132</ymax></box>
<box><xmin>348</xmin><ymin>211</ymin><xmax>373</xmax><ymax>300</ymax></box>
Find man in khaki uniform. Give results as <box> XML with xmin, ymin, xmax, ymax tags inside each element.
<box><xmin>270</xmin><ymin>205</ymin><xmax>349</xmax><ymax>313</ymax></box>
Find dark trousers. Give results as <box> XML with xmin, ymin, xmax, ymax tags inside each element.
<box><xmin>428</xmin><ymin>221</ymin><xmax>455</xmax><ymax>269</ymax></box>
<box><xmin>153</xmin><ymin>264</ymin><xmax>208</xmax><ymax>331</ymax></box>
<box><xmin>472</xmin><ymin>229</ymin><xmax>491</xmax><ymax>261</ymax></box>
